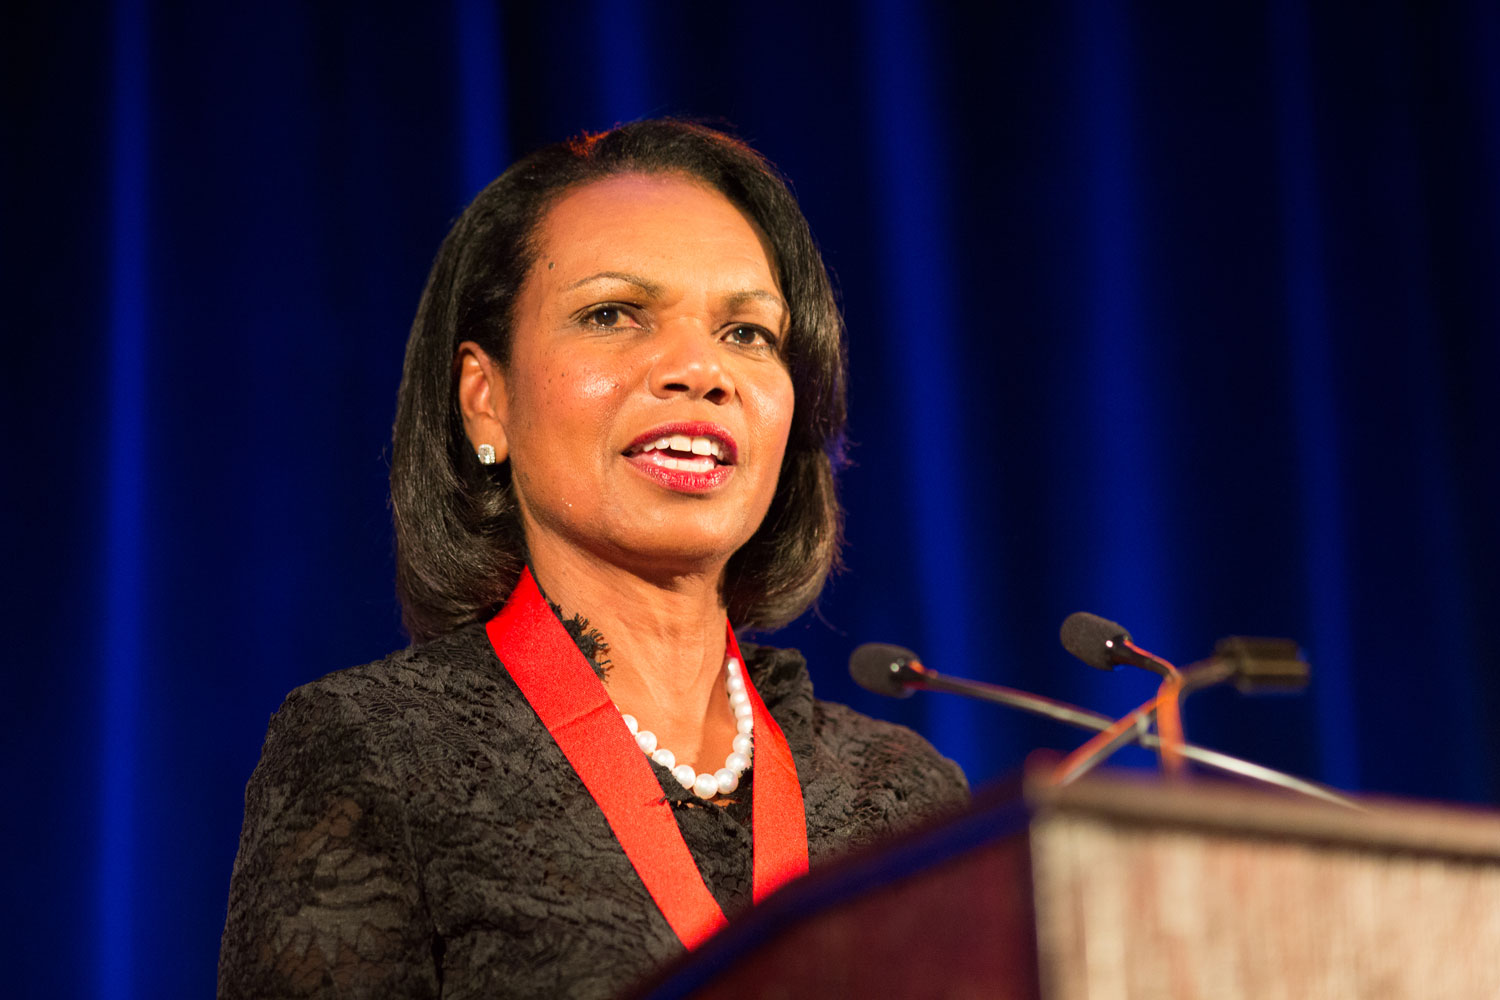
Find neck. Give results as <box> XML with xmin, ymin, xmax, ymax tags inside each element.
<box><xmin>527</xmin><ymin>541</ymin><xmax>736</xmax><ymax>769</ymax></box>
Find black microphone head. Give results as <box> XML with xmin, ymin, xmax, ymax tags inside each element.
<box><xmin>849</xmin><ymin>643</ymin><xmax>919</xmax><ymax>698</ymax></box>
<box><xmin>1060</xmin><ymin>612</ymin><xmax>1131</xmax><ymax>671</ymax></box>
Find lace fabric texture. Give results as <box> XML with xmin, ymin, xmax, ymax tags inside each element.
<box><xmin>218</xmin><ymin>626</ymin><xmax>969</xmax><ymax>999</ymax></box>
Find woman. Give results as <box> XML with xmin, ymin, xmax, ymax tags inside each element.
<box><xmin>219</xmin><ymin>120</ymin><xmax>967</xmax><ymax>999</ymax></box>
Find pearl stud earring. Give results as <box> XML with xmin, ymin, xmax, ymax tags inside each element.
<box><xmin>476</xmin><ymin>443</ymin><xmax>496</xmax><ymax>465</ymax></box>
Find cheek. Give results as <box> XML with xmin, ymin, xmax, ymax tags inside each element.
<box><xmin>768</xmin><ymin>372</ymin><xmax>797</xmax><ymax>442</ymax></box>
<box><xmin>516</xmin><ymin>361</ymin><xmax>621</xmax><ymax>435</ymax></box>
<box><xmin>751</xmin><ymin>373</ymin><xmax>797</xmax><ymax>474</ymax></box>
<box><xmin>573</xmin><ymin>366</ymin><xmax>623</xmax><ymax>401</ymax></box>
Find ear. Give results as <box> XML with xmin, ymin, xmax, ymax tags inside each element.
<box><xmin>455</xmin><ymin>341</ymin><xmax>510</xmax><ymax>464</ymax></box>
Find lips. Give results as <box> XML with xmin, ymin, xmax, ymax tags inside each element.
<box><xmin>622</xmin><ymin>422</ymin><xmax>738</xmax><ymax>493</ymax></box>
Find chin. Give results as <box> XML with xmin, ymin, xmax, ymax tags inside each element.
<box><xmin>611</xmin><ymin>524</ymin><xmax>758</xmax><ymax>578</ymax></box>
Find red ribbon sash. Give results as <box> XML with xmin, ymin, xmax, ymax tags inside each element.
<box><xmin>485</xmin><ymin>568</ymin><xmax>809</xmax><ymax>949</ymax></box>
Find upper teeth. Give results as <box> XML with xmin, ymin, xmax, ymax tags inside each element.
<box><xmin>641</xmin><ymin>435</ymin><xmax>726</xmax><ymax>461</ymax></box>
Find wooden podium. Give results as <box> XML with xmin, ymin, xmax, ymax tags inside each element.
<box><xmin>637</xmin><ymin>769</ymin><xmax>1500</xmax><ymax>999</ymax></box>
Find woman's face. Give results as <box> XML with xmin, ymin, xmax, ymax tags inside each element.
<box><xmin>466</xmin><ymin>173</ymin><xmax>795</xmax><ymax>582</ymax></box>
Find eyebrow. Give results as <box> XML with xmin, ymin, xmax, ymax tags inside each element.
<box><xmin>564</xmin><ymin>271</ymin><xmax>665</xmax><ymax>297</ymax></box>
<box><xmin>565</xmin><ymin>272</ymin><xmax>787</xmax><ymax>322</ymax></box>
<box><xmin>724</xmin><ymin>288</ymin><xmax>788</xmax><ymax>318</ymax></box>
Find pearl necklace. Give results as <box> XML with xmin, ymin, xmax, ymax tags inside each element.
<box><xmin>620</xmin><ymin>657</ymin><xmax>754</xmax><ymax>801</ymax></box>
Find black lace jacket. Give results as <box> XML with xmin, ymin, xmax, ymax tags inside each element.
<box><xmin>218</xmin><ymin>624</ymin><xmax>968</xmax><ymax>999</ymax></box>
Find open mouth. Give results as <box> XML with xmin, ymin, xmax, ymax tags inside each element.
<box><xmin>622</xmin><ymin>425</ymin><xmax>738</xmax><ymax>491</ymax></box>
<box><xmin>627</xmin><ymin>433</ymin><xmax>732</xmax><ymax>472</ymax></box>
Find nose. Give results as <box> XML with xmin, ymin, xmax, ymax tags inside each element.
<box><xmin>648</xmin><ymin>324</ymin><xmax>733</xmax><ymax>404</ymax></box>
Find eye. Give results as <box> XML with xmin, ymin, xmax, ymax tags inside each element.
<box><xmin>724</xmin><ymin>324</ymin><xmax>779</xmax><ymax>350</ymax></box>
<box><xmin>581</xmin><ymin>304</ymin><xmax>644</xmax><ymax>329</ymax></box>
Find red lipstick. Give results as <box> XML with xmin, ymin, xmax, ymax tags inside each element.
<box><xmin>622</xmin><ymin>422</ymin><xmax>738</xmax><ymax>494</ymax></box>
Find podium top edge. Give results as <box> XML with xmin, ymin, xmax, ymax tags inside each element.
<box><xmin>1019</xmin><ymin>766</ymin><xmax>1500</xmax><ymax>861</ymax></box>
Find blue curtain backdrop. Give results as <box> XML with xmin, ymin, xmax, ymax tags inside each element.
<box><xmin>5</xmin><ymin>1</ymin><xmax>1498</xmax><ymax>995</ymax></box>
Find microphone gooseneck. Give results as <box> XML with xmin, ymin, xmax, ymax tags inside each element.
<box><xmin>1058</xmin><ymin>612</ymin><xmax>1187</xmax><ymax>778</ymax></box>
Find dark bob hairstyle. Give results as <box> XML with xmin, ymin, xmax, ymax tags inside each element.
<box><xmin>391</xmin><ymin>120</ymin><xmax>847</xmax><ymax>643</ymax></box>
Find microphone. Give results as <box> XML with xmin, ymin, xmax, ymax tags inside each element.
<box><xmin>849</xmin><ymin>639</ymin><xmax>1356</xmax><ymax>809</ymax></box>
<box><xmin>849</xmin><ymin>643</ymin><xmax>1127</xmax><ymax>731</ymax></box>
<box><xmin>848</xmin><ymin>643</ymin><xmax>922</xmax><ymax>698</ymax></box>
<box><xmin>1058</xmin><ymin>611</ymin><xmax>1186</xmax><ymax>778</ymax></box>
<box><xmin>1060</xmin><ymin>612</ymin><xmax>1175</xmax><ymax>677</ymax></box>
<box><xmin>1060</xmin><ymin>613</ymin><xmax>1310</xmax><ymax>693</ymax></box>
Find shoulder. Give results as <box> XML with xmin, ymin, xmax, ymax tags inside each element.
<box><xmin>245</xmin><ymin>624</ymin><xmax>537</xmax><ymax>834</ymax></box>
<box><xmin>740</xmin><ymin>640</ymin><xmax>969</xmax><ymax>857</ymax></box>
<box><xmin>805</xmin><ymin>698</ymin><xmax>969</xmax><ymax>821</ymax></box>
<box><xmin>281</xmin><ymin>623</ymin><xmax>498</xmax><ymax>712</ymax></box>
<box><xmin>246</xmin><ymin>625</ymin><xmax>497</xmax><ymax>812</ymax></box>
<box><xmin>811</xmin><ymin>699</ymin><xmax>967</xmax><ymax>785</ymax></box>
<box><xmin>265</xmin><ymin>625</ymin><xmax>506</xmax><ymax>749</ymax></box>
<box><xmin>222</xmin><ymin>633</ymin><xmax>506</xmax><ymax>997</ymax></box>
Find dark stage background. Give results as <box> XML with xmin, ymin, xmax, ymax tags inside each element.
<box><xmin>5</xmin><ymin>1</ymin><xmax>1498</xmax><ymax>996</ymax></box>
